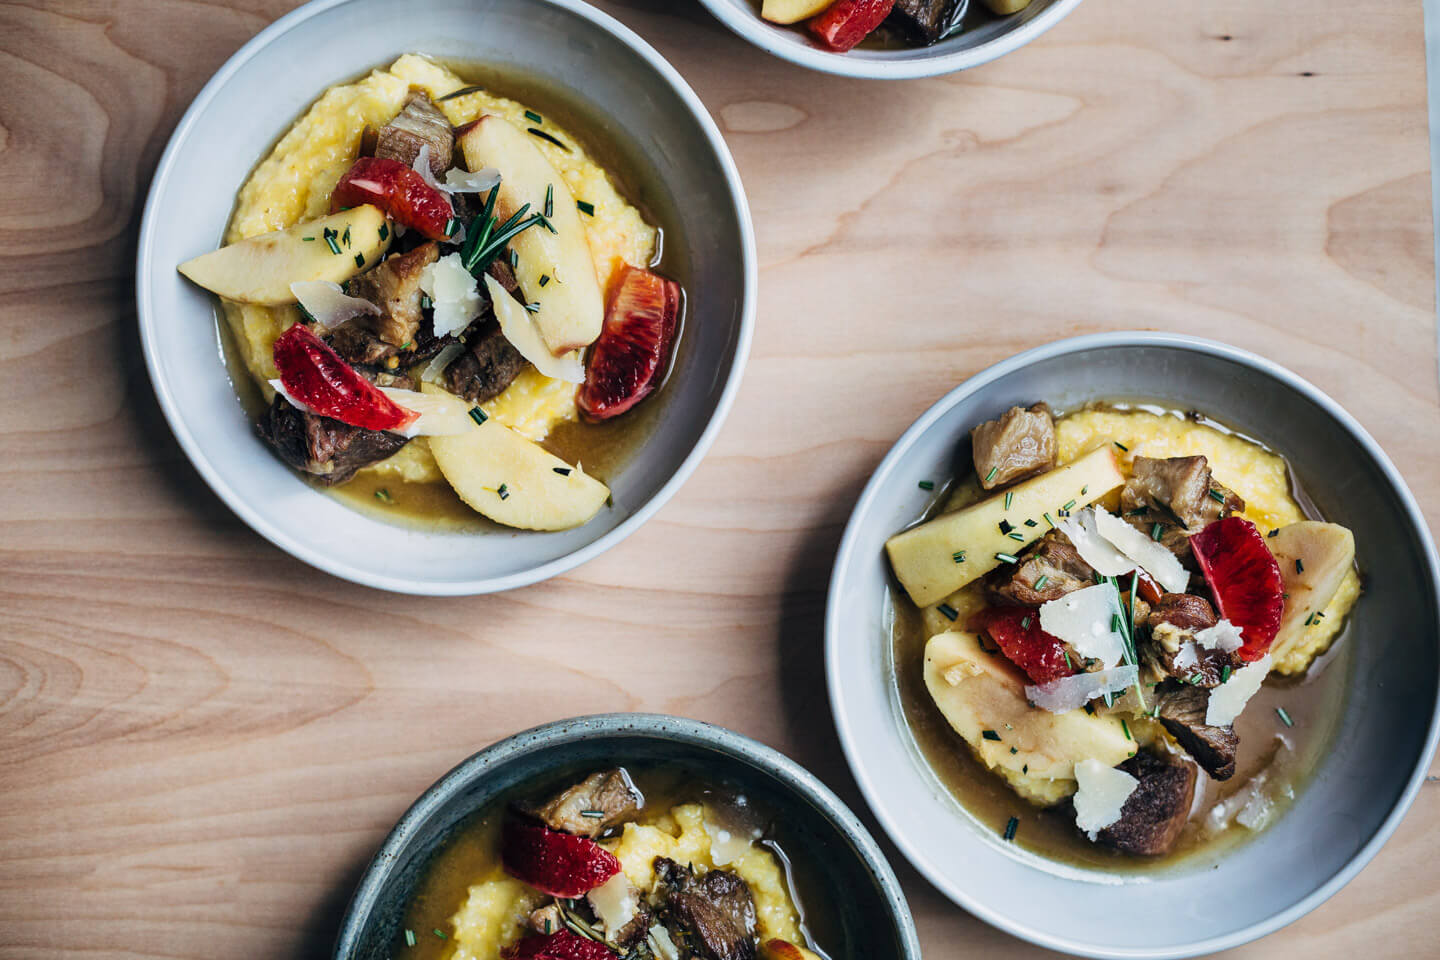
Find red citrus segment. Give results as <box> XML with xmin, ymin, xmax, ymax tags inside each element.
<box><xmin>501</xmin><ymin>820</ymin><xmax>621</xmax><ymax>899</ymax></box>
<box><xmin>577</xmin><ymin>266</ymin><xmax>680</xmax><ymax>421</ymax></box>
<box><xmin>501</xmin><ymin>930</ymin><xmax>616</xmax><ymax>959</ymax></box>
<box><xmin>330</xmin><ymin>157</ymin><xmax>454</xmax><ymax>241</ymax></box>
<box><xmin>1190</xmin><ymin>516</ymin><xmax>1285</xmax><ymax>662</ymax></box>
<box><xmin>808</xmin><ymin>0</ymin><xmax>897</xmax><ymax>52</ymax></box>
<box><xmin>271</xmin><ymin>325</ymin><xmax>418</xmax><ymax>433</ymax></box>
<box><xmin>973</xmin><ymin>606</ymin><xmax>1076</xmax><ymax>685</ymax></box>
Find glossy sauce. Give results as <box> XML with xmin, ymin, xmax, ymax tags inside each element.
<box><xmin>218</xmin><ymin>60</ymin><xmax>690</xmax><ymax>533</ymax></box>
<box><xmin>889</xmin><ymin>405</ymin><xmax>1356</xmax><ymax>871</ymax></box>
<box><xmin>395</xmin><ymin>765</ymin><xmax>839</xmax><ymax>959</ymax></box>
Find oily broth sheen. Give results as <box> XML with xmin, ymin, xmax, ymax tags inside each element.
<box><xmin>219</xmin><ymin>57</ymin><xmax>690</xmax><ymax>533</ymax></box>
<box><xmin>890</xmin><ymin>404</ymin><xmax>1356</xmax><ymax>871</ymax></box>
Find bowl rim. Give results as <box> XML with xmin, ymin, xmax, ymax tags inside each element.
<box><xmin>330</xmin><ymin>712</ymin><xmax>923</xmax><ymax>960</ymax></box>
<box><xmin>694</xmin><ymin>0</ymin><xmax>1086</xmax><ymax>80</ymax></box>
<box><xmin>823</xmin><ymin>331</ymin><xmax>1440</xmax><ymax>958</ymax></box>
<box><xmin>135</xmin><ymin>0</ymin><xmax>757</xmax><ymax>596</ymax></box>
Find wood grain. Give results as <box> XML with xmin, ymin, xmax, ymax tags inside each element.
<box><xmin>0</xmin><ymin>0</ymin><xmax>1435</xmax><ymax>957</ymax></box>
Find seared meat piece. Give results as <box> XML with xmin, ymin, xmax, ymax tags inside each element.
<box><xmin>1150</xmin><ymin>592</ymin><xmax>1218</xmax><ymax>631</ymax></box>
<box><xmin>972</xmin><ymin>403</ymin><xmax>1056</xmax><ymax>491</ymax></box>
<box><xmin>1123</xmin><ymin>456</ymin><xmax>1245</xmax><ymax>531</ymax></box>
<box><xmin>446</xmin><ymin>322</ymin><xmax>527</xmax><ymax>403</ymax></box>
<box><xmin>987</xmin><ymin>530</ymin><xmax>1096</xmax><ymax>605</ymax></box>
<box><xmin>375</xmin><ymin>91</ymin><xmax>454</xmax><ymax>178</ymax></box>
<box><xmin>343</xmin><ymin>241</ymin><xmax>439</xmax><ymax>352</ymax></box>
<box><xmin>1094</xmin><ymin>751</ymin><xmax>1198</xmax><ymax>856</ymax></box>
<box><xmin>258</xmin><ymin>394</ymin><xmax>408</xmax><ymax>486</ymax></box>
<box><xmin>521</xmin><ymin>769</ymin><xmax>641</xmax><ymax>839</ymax></box>
<box><xmin>488</xmin><ymin>256</ymin><xmax>522</xmax><ymax>298</ymax></box>
<box><xmin>528</xmin><ymin>904</ymin><xmax>563</xmax><ymax>936</ymax></box>
<box><xmin>887</xmin><ymin>0</ymin><xmax>961</xmax><ymax>44</ymax></box>
<box><xmin>1156</xmin><ymin>684</ymin><xmax>1239</xmax><ymax>780</ymax></box>
<box><xmin>653</xmin><ymin>858</ymin><xmax>758</xmax><ymax>960</ymax></box>
<box><xmin>1142</xmin><ymin>593</ymin><xmax>1242</xmax><ymax>688</ymax></box>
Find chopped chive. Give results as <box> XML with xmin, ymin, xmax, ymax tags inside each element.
<box><xmin>1121</xmin><ymin>718</ymin><xmax>1131</xmax><ymax>740</ymax></box>
<box><xmin>1114</xmin><ymin>441</ymin><xmax>1129</xmax><ymax>451</ymax></box>
<box><xmin>404</xmin><ymin>929</ymin><xmax>416</xmax><ymax>947</ymax></box>
<box><xmin>468</xmin><ymin>407</ymin><xmax>488</xmax><ymax>425</ymax></box>
<box><xmin>1024</xmin><ymin>518</ymin><xmax>1037</xmax><ymax>527</ymax></box>
<box><xmin>1127</xmin><ymin>507</ymin><xmax>1148</xmax><ymax>516</ymax></box>
<box><xmin>536</xmin><ymin>214</ymin><xmax>558</xmax><ymax>234</ymax></box>
<box><xmin>995</xmin><ymin>552</ymin><xmax>1020</xmax><ymax>564</ymax></box>
<box><xmin>576</xmin><ymin>200</ymin><xmax>595</xmax><ymax>216</ymax></box>
<box><xmin>497</xmin><ymin>483</ymin><xmax>510</xmax><ymax>500</ymax></box>
<box><xmin>1007</xmin><ymin>532</ymin><xmax>1025</xmax><ymax>541</ymax></box>
<box><xmin>1295</xmin><ymin>558</ymin><xmax>1304</xmax><ymax>574</ymax></box>
<box><xmin>1004</xmin><ymin>491</ymin><xmax>1014</xmax><ymax>510</ymax></box>
<box><xmin>982</xmin><ymin>729</ymin><xmax>1001</xmax><ymax>741</ymax></box>
<box><xmin>1062</xmin><ymin>649</ymin><xmax>1072</xmax><ymax>669</ymax></box>
<box><xmin>544</xmin><ymin>183</ymin><xmax>554</xmax><ymax>218</ymax></box>
<box><xmin>1043</xmin><ymin>512</ymin><xmax>1054</xmax><ymax>527</ymax></box>
<box><xmin>444</xmin><ymin>217</ymin><xmax>458</xmax><ymax>237</ymax></box>
<box><xmin>302</xmin><ymin>235</ymin><xmax>315</xmax><ymax>242</ymax></box>
<box><xmin>1003</xmin><ymin>816</ymin><xmax>1019</xmax><ymax>842</ymax></box>
<box><xmin>1081</xmin><ymin>485</ymin><xmax>1089</xmax><ymax>495</ymax></box>
<box><xmin>1034</xmin><ymin>574</ymin><xmax>1050</xmax><ymax>591</ymax></box>
<box><xmin>1277</xmin><ymin>706</ymin><xmax>1294</xmax><ymax>727</ymax></box>
<box><xmin>1009</xmin><ymin>746</ymin><xmax>1018</xmax><ymax>755</ymax></box>
<box><xmin>420</xmin><ymin>295</ymin><xmax>432</xmax><ymax>310</ymax></box>
<box><xmin>554</xmin><ymin>467</ymin><xmax>572</xmax><ymax>476</ymax></box>
<box><xmin>524</xmin><ymin>109</ymin><xmax>544</xmax><ymax>123</ymax></box>
<box><xmin>1151</xmin><ymin>522</ymin><xmax>1164</xmax><ymax>541</ymax></box>
<box><xmin>379</xmin><ymin>223</ymin><xmax>389</xmax><ymax>240</ymax></box>
<box><xmin>999</xmin><ymin>520</ymin><xmax>1013</xmax><ymax>534</ymax></box>
<box><xmin>354</xmin><ymin>252</ymin><xmax>365</xmax><ymax>267</ymax></box>
<box><xmin>1111</xmin><ymin>614</ymin><xmax>1122</xmax><ymax>633</ymax></box>
<box><xmin>539</xmin><ymin>274</ymin><xmax>550</xmax><ymax>287</ymax></box>
<box><xmin>509</xmin><ymin>248</ymin><xmax>518</xmax><ymax>268</ymax></box>
<box><xmin>952</xmin><ymin>550</ymin><xmax>966</xmax><ymax>563</ymax></box>
<box><xmin>342</xmin><ymin>225</ymin><xmax>351</xmax><ymax>247</ymax></box>
<box><xmin>938</xmin><ymin>603</ymin><xmax>958</xmax><ymax>621</ymax></box>
<box><xmin>1304</xmin><ymin>612</ymin><xmax>1316</xmax><ymax>626</ymax></box>
<box><xmin>1022</xmin><ymin>764</ymin><xmax>1028</xmax><ymax>774</ymax></box>
<box><xmin>323</xmin><ymin>228</ymin><xmax>341</xmax><ymax>255</ymax></box>
<box><xmin>374</xmin><ymin>488</ymin><xmax>393</xmax><ymax>504</ymax></box>
<box><xmin>580</xmin><ymin>809</ymin><xmax>605</xmax><ymax>818</ymax></box>
<box><xmin>1061</xmin><ymin>499</ymin><xmax>1077</xmax><ymax>511</ymax></box>
<box><xmin>1083</xmin><ymin>702</ymin><xmax>1096</xmax><ymax>716</ymax></box>
<box><xmin>433</xmin><ymin>929</ymin><xmax>447</xmax><ymax>940</ymax></box>
<box><xmin>918</xmin><ymin>480</ymin><xmax>935</xmax><ymax>490</ymax></box>
<box><xmin>1209</xmin><ymin>488</ymin><xmax>1226</xmax><ymax>503</ymax></box>
<box><xmin>436</xmin><ymin>84</ymin><xmax>485</xmax><ymax>101</ymax></box>
<box><xmin>1268</xmin><ymin>528</ymin><xmax>1280</xmax><ymax>538</ymax></box>
<box><xmin>1020</xmin><ymin>615</ymin><xmax>1032</xmax><ymax>630</ymax></box>
<box><xmin>984</xmin><ymin>466</ymin><xmax>998</xmax><ymax>484</ymax></box>
<box><xmin>528</xmin><ymin>127</ymin><xmax>569</xmax><ymax>150</ymax></box>
<box><xmin>1221</xmin><ymin>664</ymin><xmax>1232</xmax><ymax>683</ymax></box>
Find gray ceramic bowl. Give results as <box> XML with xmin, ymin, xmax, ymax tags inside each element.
<box><xmin>333</xmin><ymin>714</ymin><xmax>920</xmax><ymax>959</ymax></box>
<box><xmin>136</xmin><ymin>0</ymin><xmax>754</xmax><ymax>595</ymax></box>
<box><xmin>696</xmin><ymin>0</ymin><xmax>1084</xmax><ymax>79</ymax></box>
<box><xmin>826</xmin><ymin>333</ymin><xmax>1440</xmax><ymax>957</ymax></box>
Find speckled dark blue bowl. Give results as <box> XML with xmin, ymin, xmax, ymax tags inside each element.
<box><xmin>333</xmin><ymin>714</ymin><xmax>921</xmax><ymax>960</ymax></box>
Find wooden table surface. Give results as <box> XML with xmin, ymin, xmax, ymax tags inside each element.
<box><xmin>2</xmin><ymin>0</ymin><xmax>1437</xmax><ymax>957</ymax></box>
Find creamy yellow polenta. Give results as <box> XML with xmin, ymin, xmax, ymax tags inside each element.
<box><xmin>915</xmin><ymin>408</ymin><xmax>1361</xmax><ymax>803</ymax></box>
<box><xmin>222</xmin><ymin>54</ymin><xmax>657</xmax><ymax>486</ymax></box>
<box><xmin>447</xmin><ymin>804</ymin><xmax>805</xmax><ymax>960</ymax></box>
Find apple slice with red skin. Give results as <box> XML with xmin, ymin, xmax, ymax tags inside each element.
<box><xmin>1190</xmin><ymin>516</ymin><xmax>1285</xmax><ymax>662</ymax></box>
<box><xmin>501</xmin><ymin>820</ymin><xmax>621</xmax><ymax>899</ymax></box>
<box><xmin>578</xmin><ymin>266</ymin><xmax>680</xmax><ymax>421</ymax></box>
<box><xmin>330</xmin><ymin>157</ymin><xmax>455</xmax><ymax>241</ymax></box>
<box><xmin>501</xmin><ymin>931</ymin><xmax>616</xmax><ymax>960</ymax></box>
<box><xmin>971</xmin><ymin>606</ymin><xmax>1076</xmax><ymax>685</ymax></box>
<box><xmin>272</xmin><ymin>325</ymin><xmax>419</xmax><ymax>433</ymax></box>
<box><xmin>808</xmin><ymin>0</ymin><xmax>897</xmax><ymax>52</ymax></box>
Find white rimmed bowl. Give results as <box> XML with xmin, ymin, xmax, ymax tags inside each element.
<box><xmin>826</xmin><ymin>332</ymin><xmax>1440</xmax><ymax>957</ymax></box>
<box><xmin>137</xmin><ymin>0</ymin><xmax>755</xmax><ymax>595</ymax></box>
<box><xmin>696</xmin><ymin>0</ymin><xmax>1084</xmax><ymax>80</ymax></box>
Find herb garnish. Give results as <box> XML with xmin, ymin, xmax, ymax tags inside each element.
<box><xmin>998</xmin><ymin>520</ymin><xmax>1013</xmax><ymax>534</ymax></box>
<box><xmin>554</xmin><ymin>467</ymin><xmax>572</xmax><ymax>476</ymax></box>
<box><xmin>404</xmin><ymin>929</ymin><xmax>416</xmax><ymax>947</ymax></box>
<box><xmin>1151</xmin><ymin>522</ymin><xmax>1164</xmax><ymax>541</ymax></box>
<box><xmin>374</xmin><ymin>488</ymin><xmax>393</xmax><ymax>504</ymax></box>
<box><xmin>528</xmin><ymin>127</ymin><xmax>569</xmax><ymax>150</ymax></box>
<box><xmin>918</xmin><ymin>480</ymin><xmax>935</xmax><ymax>491</ymax></box>
<box><xmin>468</xmin><ymin>407</ymin><xmax>488</xmax><ymax>426</ymax></box>
<box><xmin>1114</xmin><ymin>441</ymin><xmax>1128</xmax><ymax>451</ymax></box>
<box><xmin>433</xmin><ymin>929</ymin><xmax>447</xmax><ymax>940</ymax></box>
<box><xmin>497</xmin><ymin>483</ymin><xmax>510</xmax><ymax>500</ymax></box>
<box><xmin>523</xmin><ymin>302</ymin><xmax>541</xmax><ymax>313</ymax></box>
<box><xmin>1120</xmin><ymin>718</ymin><xmax>1131</xmax><ymax>740</ymax></box>
<box><xmin>323</xmin><ymin>228</ymin><xmax>341</xmax><ymax>255</ymax></box>
<box><xmin>444</xmin><ymin>217</ymin><xmax>458</xmax><ymax>237</ymax></box>
<box><xmin>984</xmin><ymin>466</ymin><xmax>998</xmax><ymax>484</ymax></box>
<box><xmin>1007</xmin><ymin>532</ymin><xmax>1025</xmax><ymax>541</ymax></box>
<box><xmin>544</xmin><ymin>183</ymin><xmax>554</xmax><ymax>218</ymax></box>
<box><xmin>436</xmin><ymin>85</ymin><xmax>485</xmax><ymax>101</ymax></box>
<box><xmin>1208</xmin><ymin>488</ymin><xmax>1226</xmax><ymax>503</ymax></box>
<box><xmin>1024</xmin><ymin>518</ymin><xmax>1037</xmax><ymax>527</ymax></box>
<box><xmin>1043</xmin><ymin>512</ymin><xmax>1055</xmax><ymax>527</ymax></box>
<box><xmin>1020</xmin><ymin>615</ymin><xmax>1032</xmax><ymax>630</ymax></box>
<box><xmin>952</xmin><ymin>550</ymin><xmax>966</xmax><ymax>563</ymax></box>
<box><xmin>1276</xmin><ymin>706</ymin><xmax>1294</xmax><ymax>727</ymax></box>
<box><xmin>995</xmin><ymin>552</ymin><xmax>1020</xmax><ymax>564</ymax></box>
<box><xmin>539</xmin><ymin>274</ymin><xmax>551</xmax><ymax>287</ymax></box>
<box><xmin>1061</xmin><ymin>499</ymin><xmax>1077</xmax><ymax>511</ymax></box>
<box><xmin>1003</xmin><ymin>816</ymin><xmax>1019</xmax><ymax>842</ymax></box>
<box><xmin>378</xmin><ymin>223</ymin><xmax>389</xmax><ymax>241</ymax></box>
<box><xmin>1295</xmin><ymin>558</ymin><xmax>1304</xmax><ymax>574</ymax></box>
<box><xmin>580</xmin><ymin>810</ymin><xmax>605</xmax><ymax>819</ymax></box>
<box><xmin>577</xmin><ymin>200</ymin><xmax>595</xmax><ymax>216</ymax></box>
<box><xmin>341</xmin><ymin>225</ymin><xmax>352</xmax><ymax>247</ymax></box>
<box><xmin>1004</xmin><ymin>490</ymin><xmax>1014</xmax><ymax>511</ymax></box>
<box><xmin>982</xmin><ymin>729</ymin><xmax>1001</xmax><ymax>741</ymax></box>
<box><xmin>1034</xmin><ymin>574</ymin><xmax>1049</xmax><ymax>591</ymax></box>
<box><xmin>938</xmin><ymin>604</ymin><xmax>958</xmax><ymax>621</ymax></box>
<box><xmin>461</xmin><ymin>188</ymin><xmax>545</xmax><ymax>275</ymax></box>
<box><xmin>1220</xmin><ymin>664</ymin><xmax>1232</xmax><ymax>683</ymax></box>
<box><xmin>354</xmin><ymin>253</ymin><xmax>365</xmax><ymax>268</ymax></box>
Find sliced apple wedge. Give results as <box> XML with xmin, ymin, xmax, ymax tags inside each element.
<box><xmin>1267</xmin><ymin>521</ymin><xmax>1356</xmax><ymax>666</ymax></box>
<box><xmin>179</xmin><ymin>206</ymin><xmax>392</xmax><ymax>305</ymax></box>
<box><xmin>761</xmin><ymin>0</ymin><xmax>835</xmax><ymax>24</ymax></box>
<box><xmin>423</xmin><ymin>386</ymin><xmax>608</xmax><ymax>530</ymax></box>
<box><xmin>886</xmin><ymin>447</ymin><xmax>1126</xmax><ymax>607</ymax></box>
<box><xmin>458</xmin><ymin>115</ymin><xmax>604</xmax><ymax>353</ymax></box>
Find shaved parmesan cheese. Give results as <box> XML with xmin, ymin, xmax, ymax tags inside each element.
<box><xmin>1196</xmin><ymin>619</ymin><xmax>1245</xmax><ymax>653</ymax></box>
<box><xmin>377</xmin><ymin>386</ymin><xmax>473</xmax><ymax>438</ymax></box>
<box><xmin>586</xmin><ymin>873</ymin><xmax>640</xmax><ymax>938</ymax></box>
<box><xmin>1057</xmin><ymin>508</ymin><xmax>1135</xmax><ymax>577</ymax></box>
<box><xmin>445</xmin><ymin>165</ymin><xmax>501</xmax><ymax>194</ymax></box>
<box><xmin>1039</xmin><ymin>582</ymin><xmax>1127</xmax><ymax>668</ymax></box>
<box><xmin>1093</xmin><ymin>508</ymin><xmax>1190</xmax><ymax>594</ymax></box>
<box><xmin>1073</xmin><ymin>758</ymin><xmax>1138</xmax><ymax>839</ymax></box>
<box><xmin>648</xmin><ymin>925</ymin><xmax>680</xmax><ymax>960</ymax></box>
<box><xmin>268</xmin><ymin>379</ymin><xmax>315</xmax><ymax>414</ymax></box>
<box><xmin>420</xmin><ymin>253</ymin><xmax>484</xmax><ymax>338</ymax></box>
<box><xmin>289</xmin><ymin>280</ymin><xmax>380</xmax><ymax>330</ymax></box>
<box><xmin>1026</xmin><ymin>665</ymin><xmax>1138</xmax><ymax>714</ymax></box>
<box><xmin>420</xmin><ymin>342</ymin><xmax>465</xmax><ymax>384</ymax></box>
<box><xmin>1206</xmin><ymin>654</ymin><xmax>1272</xmax><ymax>726</ymax></box>
<box><xmin>484</xmin><ymin>274</ymin><xmax>585</xmax><ymax>383</ymax></box>
<box><xmin>1172</xmin><ymin>641</ymin><xmax>1199</xmax><ymax>671</ymax></box>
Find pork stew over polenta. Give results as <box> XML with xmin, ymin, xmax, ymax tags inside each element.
<box><xmin>179</xmin><ymin>56</ymin><xmax>682</xmax><ymax>532</ymax></box>
<box><xmin>400</xmin><ymin>767</ymin><xmax>830</xmax><ymax>960</ymax></box>
<box><xmin>886</xmin><ymin>405</ymin><xmax>1361</xmax><ymax>861</ymax></box>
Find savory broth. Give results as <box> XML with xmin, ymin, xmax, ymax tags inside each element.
<box><xmin>395</xmin><ymin>765</ymin><xmax>840</xmax><ymax>959</ymax></box>
<box><xmin>889</xmin><ymin>403</ymin><xmax>1357</xmax><ymax>871</ymax></box>
<box><xmin>216</xmin><ymin>59</ymin><xmax>691</xmax><ymax>533</ymax></box>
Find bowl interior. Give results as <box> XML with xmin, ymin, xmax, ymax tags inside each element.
<box><xmin>697</xmin><ymin>0</ymin><xmax>1084</xmax><ymax>78</ymax></box>
<box><xmin>334</xmin><ymin>716</ymin><xmax>917</xmax><ymax>960</ymax></box>
<box><xmin>138</xmin><ymin>0</ymin><xmax>750</xmax><ymax>593</ymax></box>
<box><xmin>827</xmin><ymin>336</ymin><xmax>1440</xmax><ymax>958</ymax></box>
